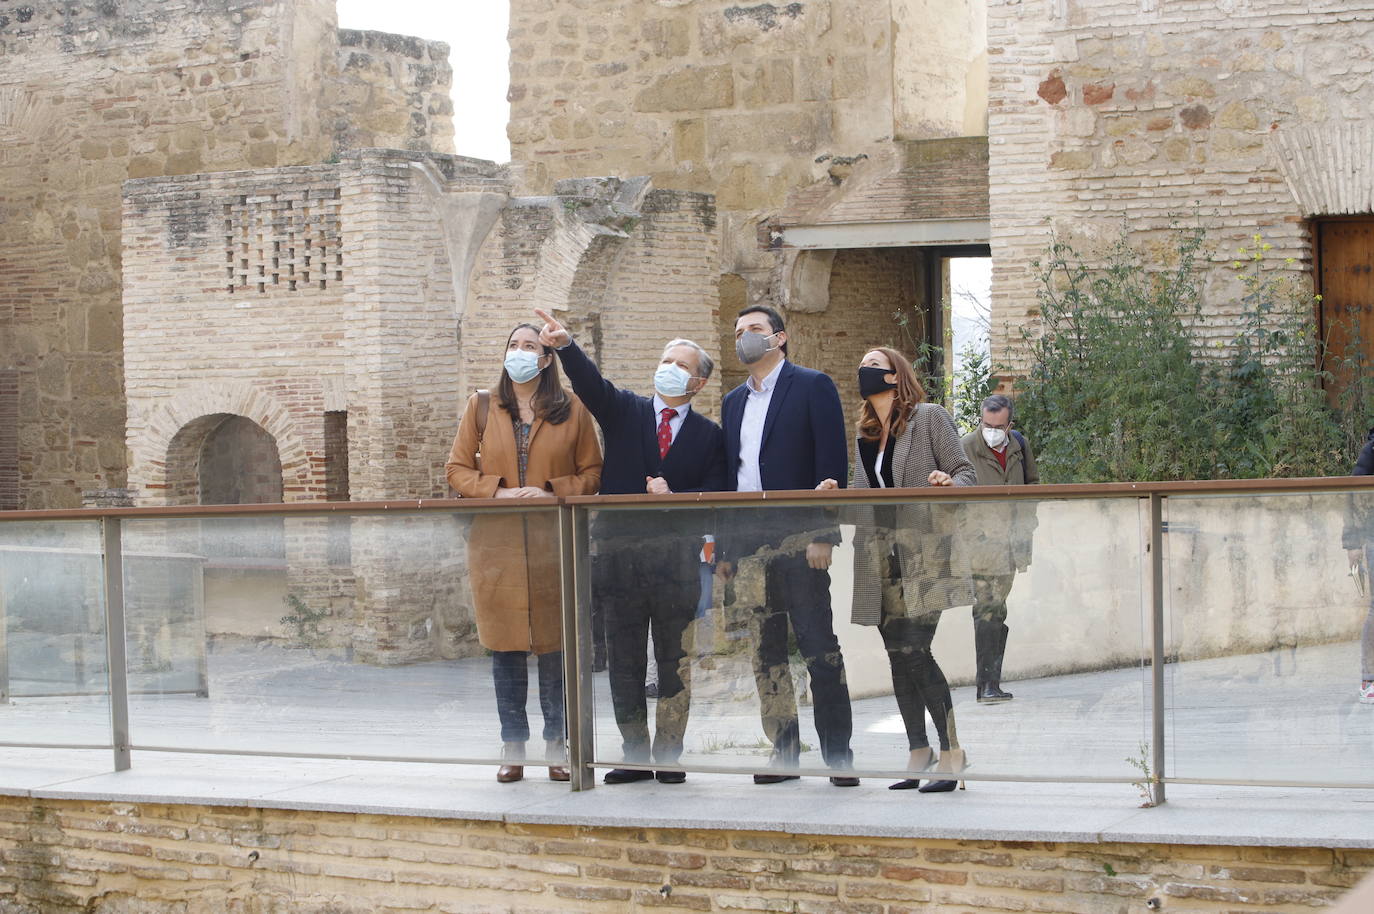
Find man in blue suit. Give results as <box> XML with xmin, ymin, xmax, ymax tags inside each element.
<box><xmin>536</xmin><ymin>309</ymin><xmax>727</xmax><ymax>785</ymax></box>
<box><xmin>717</xmin><ymin>305</ymin><xmax>857</xmax><ymax>787</ymax></box>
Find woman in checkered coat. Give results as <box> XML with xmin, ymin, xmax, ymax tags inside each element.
<box><xmin>824</xmin><ymin>347</ymin><xmax>976</xmax><ymax>792</ymax></box>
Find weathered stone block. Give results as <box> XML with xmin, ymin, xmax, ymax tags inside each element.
<box><xmin>635</xmin><ymin>65</ymin><xmax>735</xmax><ymax>113</ymax></box>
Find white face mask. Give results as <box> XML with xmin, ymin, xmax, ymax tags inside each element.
<box><xmin>504</xmin><ymin>349</ymin><xmax>543</xmax><ymax>384</ymax></box>
<box><xmin>654</xmin><ymin>363</ymin><xmax>694</xmax><ymax>398</ymax></box>
<box><xmin>982</xmin><ymin>426</ymin><xmax>1008</xmax><ymax>449</ymax></box>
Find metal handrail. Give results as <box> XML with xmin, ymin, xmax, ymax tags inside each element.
<box><xmin>3</xmin><ymin>478</ymin><xmax>1372</xmax><ymax>800</ymax></box>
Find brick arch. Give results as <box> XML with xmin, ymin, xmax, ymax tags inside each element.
<box><xmin>1271</xmin><ymin>123</ymin><xmax>1374</xmax><ymax>217</ymax></box>
<box><xmin>130</xmin><ymin>382</ymin><xmax>309</xmax><ymax>506</ymax></box>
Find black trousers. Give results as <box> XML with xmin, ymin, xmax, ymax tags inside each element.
<box><xmin>879</xmin><ymin>551</ymin><xmax>957</xmax><ymax>752</ymax></box>
<box><xmin>750</xmin><ymin>551</ymin><xmax>854</xmax><ymax>768</ymax></box>
<box><xmin>593</xmin><ymin>543</ymin><xmax>697</xmax><ymax>764</ymax></box>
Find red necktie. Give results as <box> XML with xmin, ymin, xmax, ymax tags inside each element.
<box><xmin>657</xmin><ymin>407</ymin><xmax>677</xmax><ymax>459</ymax></box>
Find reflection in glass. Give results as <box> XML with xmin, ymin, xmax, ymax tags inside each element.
<box><xmin>120</xmin><ymin>509</ymin><xmax>555</xmax><ymax>764</ymax></box>
<box><xmin>0</xmin><ymin>521</ymin><xmax>110</xmax><ymax>746</ymax></box>
<box><xmin>591</xmin><ymin>497</ymin><xmax>1149</xmax><ymax>785</ymax></box>
<box><xmin>1166</xmin><ymin>491</ymin><xmax>1374</xmax><ymax>785</ymax></box>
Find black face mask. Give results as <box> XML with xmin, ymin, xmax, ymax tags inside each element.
<box><xmin>858</xmin><ymin>366</ymin><xmax>897</xmax><ymax>399</ymax></box>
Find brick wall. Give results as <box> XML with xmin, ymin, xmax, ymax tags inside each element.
<box><xmin>985</xmin><ymin>0</ymin><xmax>1374</xmax><ymax>369</ymax></box>
<box><xmin>0</xmin><ymin>796</ymin><xmax>1362</xmax><ymax>912</ymax></box>
<box><xmin>0</xmin><ymin>0</ymin><xmax>455</xmax><ymax>509</ymax></box>
<box><xmin>784</xmin><ymin>248</ymin><xmax>921</xmax><ymax>434</ymax></box>
<box><xmin>0</xmin><ymin>369</ymin><xmax>16</xmax><ymax>510</ymax></box>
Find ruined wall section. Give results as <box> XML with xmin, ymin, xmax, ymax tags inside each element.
<box><xmin>0</xmin><ymin>0</ymin><xmax>459</xmax><ymax>509</ymax></box>
<box><xmin>123</xmin><ymin>165</ymin><xmax>349</xmax><ymax>505</ymax></box>
<box><xmin>330</xmin><ymin>29</ymin><xmax>456</xmax><ymax>155</ymax></box>
<box><xmin>986</xmin><ymin>0</ymin><xmax>1374</xmax><ymax>368</ymax></box>
<box><xmin>0</xmin><ymin>0</ymin><xmax>344</xmax><ymax>509</ymax></box>
<box><xmin>462</xmin><ymin>182</ymin><xmax>723</xmax><ymax>436</ymax></box>
<box><xmin>506</xmin><ymin>0</ymin><xmax>895</xmax><ymax>285</ymax></box>
<box><xmin>595</xmin><ymin>190</ymin><xmax>724</xmax><ymax>419</ymax></box>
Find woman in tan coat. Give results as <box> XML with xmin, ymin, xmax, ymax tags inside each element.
<box><xmin>446</xmin><ymin>323</ymin><xmax>602</xmax><ymax>783</ymax></box>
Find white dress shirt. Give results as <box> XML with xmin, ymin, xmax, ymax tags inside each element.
<box><xmin>652</xmin><ymin>394</ymin><xmax>690</xmax><ymax>447</ymax></box>
<box><xmin>736</xmin><ymin>359</ymin><xmax>785</xmax><ymax>492</ymax></box>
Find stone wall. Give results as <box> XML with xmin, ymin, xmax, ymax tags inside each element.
<box><xmin>0</xmin><ymin>0</ymin><xmax>455</xmax><ymax>510</ymax></box>
<box><xmin>985</xmin><ymin>0</ymin><xmax>1374</xmax><ymax>367</ymax></box>
<box><xmin>0</xmin><ymin>796</ymin><xmax>1361</xmax><ymax>912</ymax></box>
<box><xmin>331</xmin><ymin>29</ymin><xmax>455</xmax><ymax>155</ymax></box>
<box><xmin>506</xmin><ymin>0</ymin><xmax>985</xmax><ymax>392</ymax></box>
<box><xmin>462</xmin><ymin>179</ymin><xmax>722</xmax><ymax>421</ymax></box>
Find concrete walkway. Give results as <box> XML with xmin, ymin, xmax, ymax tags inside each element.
<box><xmin>1</xmin><ymin>638</ymin><xmax>1371</xmax><ymax>847</ymax></box>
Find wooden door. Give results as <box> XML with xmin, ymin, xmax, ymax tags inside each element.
<box><xmin>1317</xmin><ymin>219</ymin><xmax>1374</xmax><ymax>395</ymax></box>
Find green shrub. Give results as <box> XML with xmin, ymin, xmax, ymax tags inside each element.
<box><xmin>1016</xmin><ymin>225</ymin><xmax>1365</xmax><ymax>482</ymax></box>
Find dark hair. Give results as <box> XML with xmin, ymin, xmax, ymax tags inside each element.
<box><xmin>497</xmin><ymin>323</ymin><xmax>572</xmax><ymax>425</ymax></box>
<box><xmin>737</xmin><ymin>304</ymin><xmax>788</xmax><ymax>355</ymax></box>
<box><xmin>857</xmin><ymin>348</ymin><xmax>927</xmax><ymax>442</ymax></box>
<box><xmin>981</xmin><ymin>394</ymin><xmax>1013</xmax><ymax>420</ymax></box>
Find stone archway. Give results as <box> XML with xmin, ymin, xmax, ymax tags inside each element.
<box><xmin>196</xmin><ymin>415</ymin><xmax>284</xmax><ymax>506</ymax></box>
<box><xmin>128</xmin><ymin>382</ymin><xmax>308</xmax><ymax>508</ymax></box>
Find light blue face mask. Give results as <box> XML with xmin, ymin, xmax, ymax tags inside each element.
<box><xmin>653</xmin><ymin>362</ymin><xmax>694</xmax><ymax>398</ymax></box>
<box><xmin>504</xmin><ymin>348</ymin><xmax>543</xmax><ymax>384</ymax></box>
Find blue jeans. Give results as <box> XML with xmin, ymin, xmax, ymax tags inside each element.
<box><xmin>492</xmin><ymin>650</ymin><xmax>564</xmax><ymax>743</ymax></box>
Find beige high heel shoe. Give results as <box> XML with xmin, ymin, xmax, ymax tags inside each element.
<box><xmin>889</xmin><ymin>747</ymin><xmax>936</xmax><ymax>791</ymax></box>
<box><xmin>918</xmin><ymin>748</ymin><xmax>967</xmax><ymax>793</ymax></box>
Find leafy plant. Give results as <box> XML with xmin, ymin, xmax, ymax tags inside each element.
<box><xmin>1127</xmin><ymin>741</ymin><xmax>1157</xmax><ymax>808</ymax></box>
<box><xmin>280</xmin><ymin>593</ymin><xmax>327</xmax><ymax>645</ymax></box>
<box><xmin>1016</xmin><ymin>224</ymin><xmax>1364</xmax><ymax>482</ymax></box>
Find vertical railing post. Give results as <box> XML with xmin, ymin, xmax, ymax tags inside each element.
<box><xmin>102</xmin><ymin>517</ymin><xmax>131</xmax><ymax>772</ymax></box>
<box><xmin>559</xmin><ymin>504</ymin><xmax>596</xmax><ymax>790</ymax></box>
<box><xmin>1148</xmin><ymin>493</ymin><xmax>1166</xmax><ymax>806</ymax></box>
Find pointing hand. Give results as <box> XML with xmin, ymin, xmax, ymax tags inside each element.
<box><xmin>533</xmin><ymin>308</ymin><xmax>571</xmax><ymax>349</ymax></box>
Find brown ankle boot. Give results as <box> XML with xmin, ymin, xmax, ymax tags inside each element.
<box><xmin>497</xmin><ymin>742</ymin><xmax>525</xmax><ymax>783</ymax></box>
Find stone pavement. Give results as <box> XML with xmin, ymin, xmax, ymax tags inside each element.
<box><xmin>0</xmin><ymin>638</ymin><xmax>1371</xmax><ymax>848</ymax></box>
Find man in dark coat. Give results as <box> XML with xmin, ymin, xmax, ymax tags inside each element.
<box><xmin>536</xmin><ymin>309</ymin><xmax>727</xmax><ymax>783</ymax></box>
<box><xmin>717</xmin><ymin>305</ymin><xmax>857</xmax><ymax>787</ymax></box>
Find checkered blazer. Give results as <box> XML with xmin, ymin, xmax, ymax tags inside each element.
<box><xmin>849</xmin><ymin>402</ymin><xmax>978</xmax><ymax>626</ymax></box>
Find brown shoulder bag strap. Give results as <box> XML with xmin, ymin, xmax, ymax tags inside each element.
<box><xmin>475</xmin><ymin>389</ymin><xmax>490</xmax><ymax>444</ymax></box>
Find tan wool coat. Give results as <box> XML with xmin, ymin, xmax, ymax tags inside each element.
<box><xmin>445</xmin><ymin>391</ymin><xmax>602</xmax><ymax>654</ymax></box>
<box><xmin>849</xmin><ymin>402</ymin><xmax>978</xmax><ymax>626</ymax></box>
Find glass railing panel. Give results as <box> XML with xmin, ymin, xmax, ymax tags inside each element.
<box><xmin>584</xmin><ymin>494</ymin><xmax>1150</xmax><ymax>787</ymax></box>
<box><xmin>1164</xmin><ymin>490</ymin><xmax>1374</xmax><ymax>786</ymax></box>
<box><xmin>121</xmin><ymin>506</ymin><xmax>565</xmax><ymax>768</ymax></box>
<box><xmin>0</xmin><ymin>520</ymin><xmax>110</xmax><ymax>746</ymax></box>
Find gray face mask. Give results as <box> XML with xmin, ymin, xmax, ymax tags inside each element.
<box><xmin>735</xmin><ymin>330</ymin><xmax>778</xmax><ymax>365</ymax></box>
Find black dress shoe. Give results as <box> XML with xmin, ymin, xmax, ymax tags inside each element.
<box><xmin>888</xmin><ymin>778</ymin><xmax>921</xmax><ymax>790</ymax></box>
<box><xmin>829</xmin><ymin>776</ymin><xmax>860</xmax><ymax>787</ymax></box>
<box><xmin>654</xmin><ymin>770</ymin><xmax>686</xmax><ymax>784</ymax></box>
<box><xmin>752</xmin><ymin>772</ymin><xmax>801</xmax><ymax>784</ymax></box>
<box><xmin>977</xmin><ymin>683</ymin><xmax>1014</xmax><ymax>703</ymax></box>
<box><xmin>604</xmin><ymin>768</ymin><xmax>655</xmax><ymax>784</ymax></box>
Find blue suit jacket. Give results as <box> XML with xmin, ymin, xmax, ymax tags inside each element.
<box><xmin>720</xmin><ymin>360</ymin><xmax>848</xmax><ymax>555</ymax></box>
<box><xmin>556</xmin><ymin>340</ymin><xmax>727</xmax><ymax>498</ymax></box>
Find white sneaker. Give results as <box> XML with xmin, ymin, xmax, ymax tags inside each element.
<box><xmin>1360</xmin><ymin>682</ymin><xmax>1374</xmax><ymax>705</ymax></box>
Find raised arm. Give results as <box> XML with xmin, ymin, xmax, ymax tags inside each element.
<box><xmin>535</xmin><ymin>308</ymin><xmax>625</xmax><ymax>425</ymax></box>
